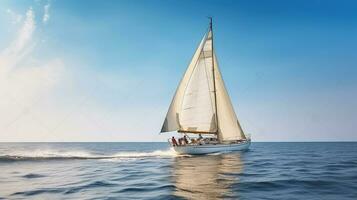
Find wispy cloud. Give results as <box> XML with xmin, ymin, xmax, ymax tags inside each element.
<box><xmin>0</xmin><ymin>3</ymin><xmax>171</xmax><ymax>142</ymax></box>
<box><xmin>0</xmin><ymin>7</ymin><xmax>35</xmax><ymax>73</ymax></box>
<box><xmin>6</xmin><ymin>8</ymin><xmax>22</xmax><ymax>24</ymax></box>
<box><xmin>0</xmin><ymin>6</ymin><xmax>65</xmax><ymax>140</ymax></box>
<box><xmin>43</xmin><ymin>3</ymin><xmax>50</xmax><ymax>24</ymax></box>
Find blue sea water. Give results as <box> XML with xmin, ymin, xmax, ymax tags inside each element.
<box><xmin>0</xmin><ymin>142</ymin><xmax>356</xmax><ymax>200</ymax></box>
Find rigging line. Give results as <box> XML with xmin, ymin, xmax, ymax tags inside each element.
<box><xmin>201</xmin><ymin>36</ymin><xmax>216</xmax><ymax>116</ymax></box>
<box><xmin>92</xmin><ymin>78</ymin><xmax>146</xmax><ymax>131</ymax></box>
<box><xmin>47</xmin><ymin>71</ymin><xmax>147</xmax><ymax>134</ymax></box>
<box><xmin>213</xmin><ymin>53</ymin><xmax>246</xmax><ymax>136</ymax></box>
<box><xmin>1</xmin><ymin>72</ymin><xmax>79</xmax><ymax>134</ymax></box>
<box><xmin>0</xmin><ymin>57</ymin><xmax>67</xmax><ymax>132</ymax></box>
<box><xmin>2</xmin><ymin>90</ymin><xmax>50</xmax><ymax>132</ymax></box>
<box><xmin>86</xmin><ymin>76</ymin><xmax>164</xmax><ymax>135</ymax></box>
<box><xmin>210</xmin><ymin>18</ymin><xmax>219</xmax><ymax>134</ymax></box>
<box><xmin>244</xmin><ymin>116</ymin><xmax>266</xmax><ymax>134</ymax></box>
<box><xmin>47</xmin><ymin>94</ymin><xmax>91</xmax><ymax>134</ymax></box>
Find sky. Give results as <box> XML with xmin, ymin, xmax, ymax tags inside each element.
<box><xmin>0</xmin><ymin>0</ymin><xmax>356</xmax><ymax>142</ymax></box>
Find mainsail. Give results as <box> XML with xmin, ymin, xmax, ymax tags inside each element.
<box><xmin>161</xmin><ymin>24</ymin><xmax>246</xmax><ymax>141</ymax></box>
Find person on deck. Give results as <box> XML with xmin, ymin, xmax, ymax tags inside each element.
<box><xmin>183</xmin><ymin>135</ymin><xmax>189</xmax><ymax>144</ymax></box>
<box><xmin>198</xmin><ymin>134</ymin><xmax>203</xmax><ymax>140</ymax></box>
<box><xmin>171</xmin><ymin>136</ymin><xmax>178</xmax><ymax>146</ymax></box>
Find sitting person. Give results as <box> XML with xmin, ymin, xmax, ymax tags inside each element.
<box><xmin>183</xmin><ymin>135</ymin><xmax>189</xmax><ymax>144</ymax></box>
<box><xmin>171</xmin><ymin>136</ymin><xmax>178</xmax><ymax>146</ymax></box>
<box><xmin>198</xmin><ymin>134</ymin><xmax>203</xmax><ymax>141</ymax></box>
<box><xmin>198</xmin><ymin>139</ymin><xmax>204</xmax><ymax>145</ymax></box>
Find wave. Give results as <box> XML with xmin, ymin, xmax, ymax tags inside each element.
<box><xmin>0</xmin><ymin>148</ymin><xmax>178</xmax><ymax>162</ymax></box>
<box><xmin>12</xmin><ymin>180</ymin><xmax>117</xmax><ymax>196</ymax></box>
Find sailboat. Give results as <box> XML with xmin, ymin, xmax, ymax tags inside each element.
<box><xmin>161</xmin><ymin>18</ymin><xmax>251</xmax><ymax>155</ymax></box>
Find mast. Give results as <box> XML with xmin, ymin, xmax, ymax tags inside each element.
<box><xmin>209</xmin><ymin>17</ymin><xmax>219</xmax><ymax>136</ymax></box>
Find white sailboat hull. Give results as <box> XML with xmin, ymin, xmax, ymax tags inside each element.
<box><xmin>173</xmin><ymin>140</ymin><xmax>250</xmax><ymax>155</ymax></box>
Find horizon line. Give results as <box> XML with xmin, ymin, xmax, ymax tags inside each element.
<box><xmin>1</xmin><ymin>141</ymin><xmax>356</xmax><ymax>143</ymax></box>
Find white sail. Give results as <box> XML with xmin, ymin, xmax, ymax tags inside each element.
<box><xmin>179</xmin><ymin>30</ymin><xmax>216</xmax><ymax>132</ymax></box>
<box><xmin>161</xmin><ymin>31</ymin><xmax>212</xmax><ymax>132</ymax></box>
<box><xmin>213</xmin><ymin>53</ymin><xmax>246</xmax><ymax>141</ymax></box>
<box><xmin>161</xmin><ymin>27</ymin><xmax>246</xmax><ymax>141</ymax></box>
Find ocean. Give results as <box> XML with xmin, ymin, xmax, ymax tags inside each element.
<box><xmin>0</xmin><ymin>142</ymin><xmax>356</xmax><ymax>200</ymax></box>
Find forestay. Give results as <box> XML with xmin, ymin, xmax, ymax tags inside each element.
<box><xmin>213</xmin><ymin>53</ymin><xmax>246</xmax><ymax>141</ymax></box>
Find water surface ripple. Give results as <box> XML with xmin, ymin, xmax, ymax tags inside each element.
<box><xmin>0</xmin><ymin>142</ymin><xmax>356</xmax><ymax>199</ymax></box>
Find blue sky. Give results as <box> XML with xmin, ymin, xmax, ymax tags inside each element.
<box><xmin>0</xmin><ymin>0</ymin><xmax>356</xmax><ymax>141</ymax></box>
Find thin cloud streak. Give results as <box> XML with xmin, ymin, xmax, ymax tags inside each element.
<box><xmin>6</xmin><ymin>8</ymin><xmax>22</xmax><ymax>24</ymax></box>
<box><xmin>43</xmin><ymin>3</ymin><xmax>50</xmax><ymax>24</ymax></box>
<box><xmin>0</xmin><ymin>7</ymin><xmax>35</xmax><ymax>72</ymax></box>
<box><xmin>0</xmin><ymin>6</ymin><xmax>65</xmax><ymax>141</ymax></box>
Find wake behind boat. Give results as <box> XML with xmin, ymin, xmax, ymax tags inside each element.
<box><xmin>161</xmin><ymin>18</ymin><xmax>251</xmax><ymax>155</ymax></box>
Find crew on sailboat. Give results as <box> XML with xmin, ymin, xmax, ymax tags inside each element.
<box><xmin>170</xmin><ymin>134</ymin><xmax>221</xmax><ymax>146</ymax></box>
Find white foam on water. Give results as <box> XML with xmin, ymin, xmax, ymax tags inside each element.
<box><xmin>1</xmin><ymin>148</ymin><xmax>180</xmax><ymax>161</ymax></box>
<box><xmin>112</xmin><ymin>148</ymin><xmax>177</xmax><ymax>158</ymax></box>
<box><xmin>4</xmin><ymin>149</ymin><xmax>96</xmax><ymax>158</ymax></box>
<box><xmin>101</xmin><ymin>148</ymin><xmax>179</xmax><ymax>162</ymax></box>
